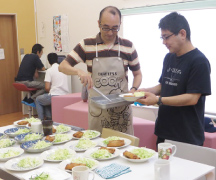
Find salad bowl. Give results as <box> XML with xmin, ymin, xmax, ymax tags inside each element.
<box><xmin>0</xmin><ymin>147</ymin><xmax>24</xmax><ymax>162</ymax></box>
<box><xmin>53</xmin><ymin>124</ymin><xmax>71</xmax><ymax>134</ymax></box>
<box><xmin>4</xmin><ymin>127</ymin><xmax>31</xmax><ymax>138</ymax></box>
<box><xmin>15</xmin><ymin>132</ymin><xmax>43</xmax><ymax>144</ymax></box>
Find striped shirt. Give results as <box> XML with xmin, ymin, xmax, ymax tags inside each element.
<box><xmin>66</xmin><ymin>33</ymin><xmax>140</xmax><ymax>76</ymax></box>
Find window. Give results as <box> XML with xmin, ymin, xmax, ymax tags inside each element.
<box><xmin>122</xmin><ymin>4</ymin><xmax>216</xmax><ymax>113</ymax></box>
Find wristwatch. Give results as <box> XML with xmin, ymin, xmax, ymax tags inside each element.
<box><xmin>130</xmin><ymin>87</ymin><xmax>137</xmax><ymax>90</ymax></box>
<box><xmin>157</xmin><ymin>96</ymin><xmax>163</xmax><ymax>106</ymax></box>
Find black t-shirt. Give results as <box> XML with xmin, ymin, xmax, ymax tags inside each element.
<box><xmin>15</xmin><ymin>54</ymin><xmax>44</xmax><ymax>81</ymax></box>
<box><xmin>155</xmin><ymin>48</ymin><xmax>211</xmax><ymax>145</ymax></box>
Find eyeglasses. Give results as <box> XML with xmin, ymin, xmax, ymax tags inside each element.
<box><xmin>160</xmin><ymin>33</ymin><xmax>174</xmax><ymax>40</ymax></box>
<box><xmin>100</xmin><ymin>24</ymin><xmax>120</xmax><ymax>32</ymax></box>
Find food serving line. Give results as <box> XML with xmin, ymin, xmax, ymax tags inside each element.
<box><xmin>0</xmin><ymin>123</ymin><xmax>215</xmax><ymax>180</ymax></box>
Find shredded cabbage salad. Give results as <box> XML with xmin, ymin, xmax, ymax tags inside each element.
<box><xmin>83</xmin><ymin>130</ymin><xmax>99</xmax><ymax>138</ymax></box>
<box><xmin>24</xmin><ymin>133</ymin><xmax>42</xmax><ymax>141</ymax></box>
<box><xmin>76</xmin><ymin>138</ymin><xmax>96</xmax><ymax>149</ymax></box>
<box><xmin>33</xmin><ymin>140</ymin><xmax>52</xmax><ymax>149</ymax></box>
<box><xmin>0</xmin><ymin>149</ymin><xmax>20</xmax><ymax>158</ymax></box>
<box><xmin>103</xmin><ymin>136</ymin><xmax>120</xmax><ymax>145</ymax></box>
<box><xmin>0</xmin><ymin>139</ymin><xmax>13</xmax><ymax>148</ymax></box>
<box><xmin>131</xmin><ymin>148</ymin><xmax>155</xmax><ymax>159</ymax></box>
<box><xmin>25</xmin><ymin>117</ymin><xmax>41</xmax><ymax>123</ymax></box>
<box><xmin>48</xmin><ymin>148</ymin><xmax>74</xmax><ymax>160</ymax></box>
<box><xmin>53</xmin><ymin>134</ymin><xmax>70</xmax><ymax>143</ymax></box>
<box><xmin>55</xmin><ymin>124</ymin><xmax>70</xmax><ymax>133</ymax></box>
<box><xmin>91</xmin><ymin>149</ymin><xmax>112</xmax><ymax>159</ymax></box>
<box><xmin>70</xmin><ymin>157</ymin><xmax>97</xmax><ymax>169</ymax></box>
<box><xmin>17</xmin><ymin>157</ymin><xmax>41</xmax><ymax>169</ymax></box>
<box><xmin>14</xmin><ymin>128</ymin><xmax>30</xmax><ymax>135</ymax></box>
<box><xmin>30</xmin><ymin>172</ymin><xmax>51</xmax><ymax>180</ymax></box>
<box><xmin>133</xmin><ymin>92</ymin><xmax>145</xmax><ymax>97</ymax></box>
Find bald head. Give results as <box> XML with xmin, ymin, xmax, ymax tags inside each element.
<box><xmin>99</xmin><ymin>6</ymin><xmax>121</xmax><ymax>22</ymax></box>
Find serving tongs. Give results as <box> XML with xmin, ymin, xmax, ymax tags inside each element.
<box><xmin>92</xmin><ymin>86</ymin><xmax>112</xmax><ymax>102</ymax></box>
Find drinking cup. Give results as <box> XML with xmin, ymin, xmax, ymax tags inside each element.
<box><xmin>154</xmin><ymin>159</ymin><xmax>170</xmax><ymax>180</ymax></box>
<box><xmin>158</xmin><ymin>142</ymin><xmax>177</xmax><ymax>160</ymax></box>
<box><xmin>31</xmin><ymin>121</ymin><xmax>42</xmax><ymax>133</ymax></box>
<box><xmin>72</xmin><ymin>166</ymin><xmax>95</xmax><ymax>180</ymax></box>
<box><xmin>42</xmin><ymin>120</ymin><xmax>53</xmax><ymax>136</ymax></box>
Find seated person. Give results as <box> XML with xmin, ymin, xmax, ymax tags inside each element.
<box><xmin>205</xmin><ymin>117</ymin><xmax>216</xmax><ymax>133</ymax></box>
<box><xmin>15</xmin><ymin>44</ymin><xmax>46</xmax><ymax>107</ymax></box>
<box><xmin>35</xmin><ymin>53</ymin><xmax>69</xmax><ymax>120</ymax></box>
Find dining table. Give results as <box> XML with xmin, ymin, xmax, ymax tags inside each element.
<box><xmin>0</xmin><ymin>123</ymin><xmax>215</xmax><ymax>180</ymax></box>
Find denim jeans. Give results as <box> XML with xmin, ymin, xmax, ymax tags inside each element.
<box><xmin>35</xmin><ymin>93</ymin><xmax>52</xmax><ymax>120</ymax></box>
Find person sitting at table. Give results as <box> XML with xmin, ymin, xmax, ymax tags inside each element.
<box><xmin>35</xmin><ymin>53</ymin><xmax>69</xmax><ymax>120</ymax></box>
<box><xmin>15</xmin><ymin>44</ymin><xmax>46</xmax><ymax>107</ymax></box>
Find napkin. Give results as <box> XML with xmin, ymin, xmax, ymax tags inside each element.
<box><xmin>95</xmin><ymin>163</ymin><xmax>131</xmax><ymax>179</ymax></box>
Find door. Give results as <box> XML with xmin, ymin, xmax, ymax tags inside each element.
<box><xmin>0</xmin><ymin>15</ymin><xmax>21</xmax><ymax>115</ymax></box>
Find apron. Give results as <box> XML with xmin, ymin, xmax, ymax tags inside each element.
<box><xmin>88</xmin><ymin>42</ymin><xmax>133</xmax><ymax>135</ymax></box>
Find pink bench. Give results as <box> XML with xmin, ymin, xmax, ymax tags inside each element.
<box><xmin>204</xmin><ymin>132</ymin><xmax>216</xmax><ymax>149</ymax></box>
<box><xmin>51</xmin><ymin>93</ymin><xmax>82</xmax><ymax>123</ymax></box>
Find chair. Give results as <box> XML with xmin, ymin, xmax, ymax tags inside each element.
<box><xmin>101</xmin><ymin>128</ymin><xmax>140</xmax><ymax>147</ymax></box>
<box><xmin>13</xmin><ymin>83</ymin><xmax>37</xmax><ymax>117</ymax></box>
<box><xmin>165</xmin><ymin>139</ymin><xmax>216</xmax><ymax>180</ymax></box>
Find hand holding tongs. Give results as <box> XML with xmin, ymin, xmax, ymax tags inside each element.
<box><xmin>92</xmin><ymin>86</ymin><xmax>112</xmax><ymax>102</ymax></box>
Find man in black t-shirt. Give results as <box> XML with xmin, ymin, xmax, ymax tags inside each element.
<box><xmin>137</xmin><ymin>12</ymin><xmax>211</xmax><ymax>146</ymax></box>
<box><xmin>15</xmin><ymin>44</ymin><xmax>46</xmax><ymax>107</ymax></box>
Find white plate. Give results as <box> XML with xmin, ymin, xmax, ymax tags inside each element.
<box><xmin>73</xmin><ymin>130</ymin><xmax>101</xmax><ymax>140</ymax></box>
<box><xmin>22</xmin><ymin>167</ymin><xmax>71</xmax><ymax>180</ymax></box>
<box><xmin>58</xmin><ymin>157</ymin><xmax>99</xmax><ymax>173</ymax></box>
<box><xmin>120</xmin><ymin>147</ymin><xmax>156</xmax><ymax>162</ymax></box>
<box><xmin>54</xmin><ymin>124</ymin><xmax>71</xmax><ymax>134</ymax></box>
<box><xmin>119</xmin><ymin>93</ymin><xmax>143</xmax><ymax>102</ymax></box>
<box><xmin>5</xmin><ymin>156</ymin><xmax>44</xmax><ymax>171</ymax></box>
<box><xmin>13</xmin><ymin>119</ymin><xmax>30</xmax><ymax>127</ymax></box>
<box><xmin>0</xmin><ymin>147</ymin><xmax>24</xmax><ymax>162</ymax></box>
<box><xmin>98</xmin><ymin>137</ymin><xmax>131</xmax><ymax>148</ymax></box>
<box><xmin>4</xmin><ymin>127</ymin><xmax>31</xmax><ymax>138</ymax></box>
<box><xmin>0</xmin><ymin>139</ymin><xmax>16</xmax><ymax>148</ymax></box>
<box><xmin>44</xmin><ymin>134</ymin><xmax>73</xmax><ymax>144</ymax></box>
<box><xmin>40</xmin><ymin>148</ymin><xmax>76</xmax><ymax>162</ymax></box>
<box><xmin>84</xmin><ymin>147</ymin><xmax>120</xmax><ymax>160</ymax></box>
<box><xmin>64</xmin><ymin>139</ymin><xmax>97</xmax><ymax>152</ymax></box>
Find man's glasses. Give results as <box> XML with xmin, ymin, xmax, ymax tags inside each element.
<box><xmin>160</xmin><ymin>33</ymin><xmax>174</xmax><ymax>40</ymax></box>
<box><xmin>100</xmin><ymin>24</ymin><xmax>120</xmax><ymax>32</ymax></box>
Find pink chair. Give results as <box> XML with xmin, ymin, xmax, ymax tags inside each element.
<box><xmin>203</xmin><ymin>132</ymin><xmax>216</xmax><ymax>149</ymax></box>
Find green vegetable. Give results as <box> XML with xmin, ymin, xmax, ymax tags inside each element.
<box><xmin>33</xmin><ymin>140</ymin><xmax>52</xmax><ymax>149</ymax></box>
<box><xmin>0</xmin><ymin>139</ymin><xmax>13</xmax><ymax>148</ymax></box>
<box><xmin>83</xmin><ymin>130</ymin><xmax>99</xmax><ymax>138</ymax></box>
<box><xmin>17</xmin><ymin>157</ymin><xmax>41</xmax><ymax>168</ymax></box>
<box><xmin>70</xmin><ymin>157</ymin><xmax>97</xmax><ymax>169</ymax></box>
<box><xmin>76</xmin><ymin>138</ymin><xmax>96</xmax><ymax>149</ymax></box>
<box><xmin>133</xmin><ymin>92</ymin><xmax>145</xmax><ymax>97</ymax></box>
<box><xmin>91</xmin><ymin>149</ymin><xmax>111</xmax><ymax>159</ymax></box>
<box><xmin>48</xmin><ymin>148</ymin><xmax>74</xmax><ymax>160</ymax></box>
<box><xmin>24</xmin><ymin>133</ymin><xmax>42</xmax><ymax>141</ymax></box>
<box><xmin>14</xmin><ymin>128</ymin><xmax>30</xmax><ymax>135</ymax></box>
<box><xmin>53</xmin><ymin>134</ymin><xmax>70</xmax><ymax>142</ymax></box>
<box><xmin>103</xmin><ymin>136</ymin><xmax>120</xmax><ymax>145</ymax></box>
<box><xmin>55</xmin><ymin>124</ymin><xmax>70</xmax><ymax>133</ymax></box>
<box><xmin>25</xmin><ymin>117</ymin><xmax>41</xmax><ymax>123</ymax></box>
<box><xmin>30</xmin><ymin>172</ymin><xmax>51</xmax><ymax>180</ymax></box>
<box><xmin>131</xmin><ymin>148</ymin><xmax>155</xmax><ymax>159</ymax></box>
<box><xmin>0</xmin><ymin>149</ymin><xmax>20</xmax><ymax>158</ymax></box>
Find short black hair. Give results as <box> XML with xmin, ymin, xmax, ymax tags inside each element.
<box><xmin>32</xmin><ymin>44</ymin><xmax>44</xmax><ymax>54</ymax></box>
<box><xmin>159</xmin><ymin>12</ymin><xmax>191</xmax><ymax>41</ymax></box>
<box><xmin>47</xmin><ymin>53</ymin><xmax>58</xmax><ymax>65</ymax></box>
<box><xmin>99</xmin><ymin>6</ymin><xmax>121</xmax><ymax>22</ymax></box>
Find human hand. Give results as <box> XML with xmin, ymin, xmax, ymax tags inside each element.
<box><xmin>77</xmin><ymin>70</ymin><xmax>93</xmax><ymax>89</ymax></box>
<box><xmin>136</xmin><ymin>92</ymin><xmax>158</xmax><ymax>106</ymax></box>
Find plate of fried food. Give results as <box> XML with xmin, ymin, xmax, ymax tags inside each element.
<box><xmin>14</xmin><ymin>117</ymin><xmax>41</xmax><ymax>127</ymax></box>
<box><xmin>44</xmin><ymin>134</ymin><xmax>73</xmax><ymax>144</ymax></box>
<box><xmin>119</xmin><ymin>91</ymin><xmax>145</xmax><ymax>102</ymax></box>
<box><xmin>120</xmin><ymin>147</ymin><xmax>156</xmax><ymax>162</ymax></box>
<box><xmin>4</xmin><ymin>127</ymin><xmax>31</xmax><ymax>138</ymax></box>
<box><xmin>98</xmin><ymin>136</ymin><xmax>131</xmax><ymax>148</ymax></box>
<box><xmin>58</xmin><ymin>157</ymin><xmax>99</xmax><ymax>173</ymax></box>
<box><xmin>73</xmin><ymin>130</ymin><xmax>100</xmax><ymax>139</ymax></box>
<box><xmin>84</xmin><ymin>147</ymin><xmax>120</xmax><ymax>160</ymax></box>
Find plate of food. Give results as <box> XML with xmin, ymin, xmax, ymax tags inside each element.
<box><xmin>14</xmin><ymin>117</ymin><xmax>41</xmax><ymax>127</ymax></box>
<box><xmin>58</xmin><ymin>157</ymin><xmax>99</xmax><ymax>173</ymax></box>
<box><xmin>0</xmin><ymin>147</ymin><xmax>24</xmax><ymax>162</ymax></box>
<box><xmin>64</xmin><ymin>138</ymin><xmax>97</xmax><ymax>152</ymax></box>
<box><xmin>120</xmin><ymin>147</ymin><xmax>156</xmax><ymax>162</ymax></box>
<box><xmin>119</xmin><ymin>91</ymin><xmax>145</xmax><ymax>102</ymax></box>
<box><xmin>53</xmin><ymin>124</ymin><xmax>71</xmax><ymax>134</ymax></box>
<box><xmin>4</xmin><ymin>127</ymin><xmax>31</xmax><ymax>138</ymax></box>
<box><xmin>22</xmin><ymin>167</ymin><xmax>71</xmax><ymax>180</ymax></box>
<box><xmin>98</xmin><ymin>136</ymin><xmax>131</xmax><ymax>148</ymax></box>
<box><xmin>4</xmin><ymin>156</ymin><xmax>44</xmax><ymax>171</ymax></box>
<box><xmin>84</xmin><ymin>147</ymin><xmax>120</xmax><ymax>160</ymax></box>
<box><xmin>15</xmin><ymin>133</ymin><xmax>43</xmax><ymax>144</ymax></box>
<box><xmin>20</xmin><ymin>139</ymin><xmax>53</xmax><ymax>153</ymax></box>
<box><xmin>44</xmin><ymin>134</ymin><xmax>73</xmax><ymax>144</ymax></box>
<box><xmin>40</xmin><ymin>148</ymin><xmax>76</xmax><ymax>162</ymax></box>
<box><xmin>73</xmin><ymin>130</ymin><xmax>100</xmax><ymax>139</ymax></box>
<box><xmin>0</xmin><ymin>138</ymin><xmax>16</xmax><ymax>148</ymax></box>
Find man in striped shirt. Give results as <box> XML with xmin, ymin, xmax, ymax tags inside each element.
<box><xmin>59</xmin><ymin>6</ymin><xmax>142</xmax><ymax>134</ymax></box>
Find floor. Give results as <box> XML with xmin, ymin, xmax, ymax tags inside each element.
<box><xmin>0</xmin><ymin>112</ymin><xmax>29</xmax><ymax>126</ymax></box>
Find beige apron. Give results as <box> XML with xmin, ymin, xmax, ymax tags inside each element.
<box><xmin>88</xmin><ymin>43</ymin><xmax>133</xmax><ymax>135</ymax></box>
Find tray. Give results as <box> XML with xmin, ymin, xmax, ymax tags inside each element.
<box><xmin>91</xmin><ymin>94</ymin><xmax>133</xmax><ymax>109</ymax></box>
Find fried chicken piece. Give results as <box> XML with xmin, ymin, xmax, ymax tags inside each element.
<box><xmin>73</xmin><ymin>131</ymin><xmax>84</xmax><ymax>138</ymax></box>
<box><xmin>28</xmin><ymin>123</ymin><xmax>31</xmax><ymax>127</ymax></box>
<box><xmin>123</xmin><ymin>151</ymin><xmax>140</xmax><ymax>159</ymax></box>
<box><xmin>52</xmin><ymin>126</ymin><xmax>56</xmax><ymax>133</ymax></box>
<box><xmin>65</xmin><ymin>163</ymin><xmax>86</xmax><ymax>170</ymax></box>
<box><xmin>45</xmin><ymin>135</ymin><xmax>55</xmax><ymax>142</ymax></box>
<box><xmin>99</xmin><ymin>147</ymin><xmax>115</xmax><ymax>154</ymax></box>
<box><xmin>107</xmin><ymin>140</ymin><xmax>125</xmax><ymax>147</ymax></box>
<box><xmin>17</xmin><ymin>120</ymin><xmax>29</xmax><ymax>125</ymax></box>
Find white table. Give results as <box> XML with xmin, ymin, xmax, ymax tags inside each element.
<box><xmin>0</xmin><ymin>125</ymin><xmax>215</xmax><ymax>180</ymax></box>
